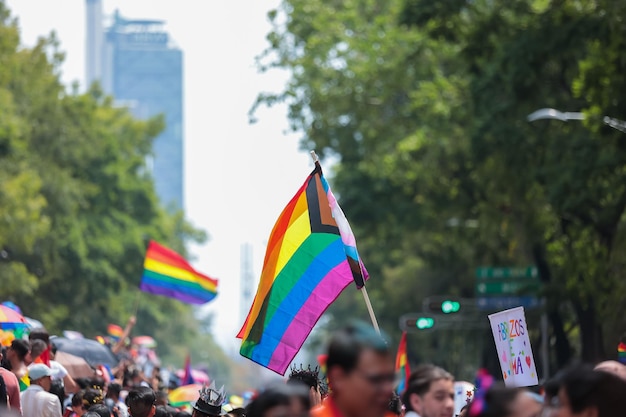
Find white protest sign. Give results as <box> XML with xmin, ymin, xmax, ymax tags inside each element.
<box><xmin>488</xmin><ymin>306</ymin><xmax>538</xmax><ymax>387</ymax></box>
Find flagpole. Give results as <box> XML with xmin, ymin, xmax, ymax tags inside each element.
<box><xmin>309</xmin><ymin>150</ymin><xmax>381</xmax><ymax>334</ymax></box>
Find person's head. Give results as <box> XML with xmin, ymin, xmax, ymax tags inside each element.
<box><xmin>83</xmin><ymin>388</ymin><xmax>105</xmax><ymax>408</ymax></box>
<box><xmin>29</xmin><ymin>327</ymin><xmax>50</xmax><ymax>345</ymax></box>
<box><xmin>402</xmin><ymin>364</ymin><xmax>454</xmax><ymax>417</ymax></box>
<box><xmin>29</xmin><ymin>339</ymin><xmax>48</xmax><ymax>364</ymax></box>
<box><xmin>245</xmin><ymin>384</ymin><xmax>310</xmax><ymax>417</ymax></box>
<box><xmin>7</xmin><ymin>339</ymin><xmax>29</xmax><ymax>362</ymax></box>
<box><xmin>155</xmin><ymin>390</ymin><xmax>169</xmax><ymax>406</ymax></box>
<box><xmin>89</xmin><ymin>403</ymin><xmax>113</xmax><ymax>417</ymax></box>
<box><xmin>326</xmin><ymin>322</ymin><xmax>394</xmax><ymax>417</ymax></box>
<box><xmin>545</xmin><ymin>364</ymin><xmax>626</xmax><ymax>417</ymax></box>
<box><xmin>84</xmin><ymin>413</ymin><xmax>104</xmax><ymax>417</ymax></box>
<box><xmin>173</xmin><ymin>413</ymin><xmax>192</xmax><ymax>417</ymax></box>
<box><xmin>107</xmin><ymin>382</ymin><xmax>123</xmax><ymax>400</ymax></box>
<box><xmin>469</xmin><ymin>385</ymin><xmax>542</xmax><ymax>417</ymax></box>
<box><xmin>227</xmin><ymin>408</ymin><xmax>246</xmax><ymax>417</ymax></box>
<box><xmin>387</xmin><ymin>392</ymin><xmax>403</xmax><ymax>416</ymax></box>
<box><xmin>155</xmin><ymin>405</ymin><xmax>173</xmax><ymax>417</ymax></box>
<box><xmin>73</xmin><ymin>390</ymin><xmax>88</xmax><ymax>416</ymax></box>
<box><xmin>288</xmin><ymin>365</ymin><xmax>322</xmax><ymax>406</ymax></box>
<box><xmin>126</xmin><ymin>386</ymin><xmax>157</xmax><ymax>417</ymax></box>
<box><xmin>29</xmin><ymin>363</ymin><xmax>54</xmax><ymax>392</ymax></box>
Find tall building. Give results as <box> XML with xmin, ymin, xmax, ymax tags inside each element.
<box><xmin>86</xmin><ymin>0</ymin><xmax>184</xmax><ymax>210</ymax></box>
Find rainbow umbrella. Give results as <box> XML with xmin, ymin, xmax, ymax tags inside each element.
<box><xmin>0</xmin><ymin>305</ymin><xmax>30</xmax><ymax>330</ymax></box>
<box><xmin>132</xmin><ymin>335</ymin><xmax>157</xmax><ymax>349</ymax></box>
<box><xmin>169</xmin><ymin>384</ymin><xmax>203</xmax><ymax>408</ymax></box>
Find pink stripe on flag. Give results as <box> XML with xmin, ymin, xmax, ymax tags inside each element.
<box><xmin>267</xmin><ymin>261</ymin><xmax>354</xmax><ymax>373</ymax></box>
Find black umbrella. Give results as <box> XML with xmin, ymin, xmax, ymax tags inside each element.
<box><xmin>51</xmin><ymin>336</ymin><xmax>119</xmax><ymax>367</ymax></box>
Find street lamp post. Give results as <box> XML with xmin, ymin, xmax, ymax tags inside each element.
<box><xmin>527</xmin><ymin>108</ymin><xmax>626</xmax><ymax>133</ymax></box>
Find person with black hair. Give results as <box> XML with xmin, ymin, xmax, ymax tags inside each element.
<box><xmin>88</xmin><ymin>403</ymin><xmax>113</xmax><ymax>417</ymax></box>
<box><xmin>6</xmin><ymin>339</ymin><xmax>29</xmax><ymax>388</ymax></box>
<box><xmin>0</xmin><ymin>346</ymin><xmax>21</xmax><ymax>412</ymax></box>
<box><xmin>467</xmin><ymin>385</ymin><xmax>542</xmax><ymax>417</ymax></box>
<box><xmin>106</xmin><ymin>382</ymin><xmax>129</xmax><ymax>417</ymax></box>
<box><xmin>311</xmin><ymin>322</ymin><xmax>395</xmax><ymax>417</ymax></box>
<box><xmin>543</xmin><ymin>364</ymin><xmax>626</xmax><ymax>417</ymax></box>
<box><xmin>288</xmin><ymin>365</ymin><xmax>322</xmax><ymax>407</ymax></box>
<box><xmin>245</xmin><ymin>384</ymin><xmax>310</xmax><ymax>417</ymax></box>
<box><xmin>154</xmin><ymin>405</ymin><xmax>173</xmax><ymax>417</ymax></box>
<box><xmin>126</xmin><ymin>386</ymin><xmax>156</xmax><ymax>417</ymax></box>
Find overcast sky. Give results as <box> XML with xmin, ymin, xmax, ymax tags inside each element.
<box><xmin>5</xmin><ymin>0</ymin><xmax>313</xmax><ymax>355</ymax></box>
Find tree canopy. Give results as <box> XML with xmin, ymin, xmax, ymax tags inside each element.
<box><xmin>255</xmin><ymin>0</ymin><xmax>626</xmax><ymax>377</ymax></box>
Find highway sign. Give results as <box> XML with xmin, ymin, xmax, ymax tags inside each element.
<box><xmin>475</xmin><ymin>281</ymin><xmax>541</xmax><ymax>295</ymax></box>
<box><xmin>476</xmin><ymin>296</ymin><xmax>541</xmax><ymax>311</ymax></box>
<box><xmin>475</xmin><ymin>266</ymin><xmax>539</xmax><ymax>280</ymax></box>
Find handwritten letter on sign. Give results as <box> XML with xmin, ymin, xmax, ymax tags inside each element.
<box><xmin>488</xmin><ymin>306</ymin><xmax>538</xmax><ymax>387</ymax></box>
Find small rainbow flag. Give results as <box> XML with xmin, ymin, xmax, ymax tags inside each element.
<box><xmin>107</xmin><ymin>324</ymin><xmax>124</xmax><ymax>340</ymax></box>
<box><xmin>237</xmin><ymin>160</ymin><xmax>368</xmax><ymax>375</ymax></box>
<box><xmin>139</xmin><ymin>241</ymin><xmax>218</xmax><ymax>305</ymax></box>
<box><xmin>618</xmin><ymin>342</ymin><xmax>626</xmax><ymax>364</ymax></box>
<box><xmin>395</xmin><ymin>331</ymin><xmax>410</xmax><ymax>395</ymax></box>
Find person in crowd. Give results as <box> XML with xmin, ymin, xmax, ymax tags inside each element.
<box><xmin>49</xmin><ymin>379</ymin><xmax>67</xmax><ymax>415</ymax></box>
<box><xmin>88</xmin><ymin>403</ymin><xmax>114</xmax><ymax>417</ymax></box>
<box><xmin>6</xmin><ymin>339</ymin><xmax>30</xmax><ymax>390</ymax></box>
<box><xmin>191</xmin><ymin>383</ymin><xmax>228</xmax><ymax>417</ymax></box>
<box><xmin>29</xmin><ymin>339</ymin><xmax>49</xmax><ymax>366</ymax></box>
<box><xmin>402</xmin><ymin>364</ymin><xmax>454</xmax><ymax>417</ymax></box>
<box><xmin>172</xmin><ymin>412</ymin><xmax>192</xmax><ymax>417</ymax></box>
<box><xmin>82</xmin><ymin>387</ymin><xmax>106</xmax><ymax>409</ymax></box>
<box><xmin>245</xmin><ymin>384</ymin><xmax>310</xmax><ymax>417</ymax></box>
<box><xmin>311</xmin><ymin>322</ymin><xmax>395</xmax><ymax>417</ymax></box>
<box><xmin>21</xmin><ymin>363</ymin><xmax>62</xmax><ymax>417</ymax></box>
<box><xmin>154</xmin><ymin>405</ymin><xmax>173</xmax><ymax>417</ymax></box>
<box><xmin>288</xmin><ymin>365</ymin><xmax>322</xmax><ymax>407</ymax></box>
<box><xmin>542</xmin><ymin>364</ymin><xmax>626</xmax><ymax>417</ymax></box>
<box><xmin>467</xmin><ymin>385</ymin><xmax>542</xmax><ymax>417</ymax></box>
<box><xmin>227</xmin><ymin>407</ymin><xmax>246</xmax><ymax>417</ymax></box>
<box><xmin>0</xmin><ymin>346</ymin><xmax>22</xmax><ymax>413</ymax></box>
<box><xmin>68</xmin><ymin>390</ymin><xmax>87</xmax><ymax>417</ymax></box>
<box><xmin>106</xmin><ymin>382</ymin><xmax>129</xmax><ymax>417</ymax></box>
<box><xmin>50</xmin><ymin>342</ymin><xmax>80</xmax><ymax>393</ymax></box>
<box><xmin>154</xmin><ymin>389</ymin><xmax>177</xmax><ymax>415</ymax></box>
<box><xmin>126</xmin><ymin>386</ymin><xmax>156</xmax><ymax>417</ymax></box>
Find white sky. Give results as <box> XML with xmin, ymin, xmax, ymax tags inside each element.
<box><xmin>6</xmin><ymin>0</ymin><xmax>313</xmax><ymax>355</ymax></box>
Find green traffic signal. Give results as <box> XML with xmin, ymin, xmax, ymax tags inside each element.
<box><xmin>416</xmin><ymin>317</ymin><xmax>435</xmax><ymax>329</ymax></box>
<box><xmin>441</xmin><ymin>300</ymin><xmax>460</xmax><ymax>314</ymax></box>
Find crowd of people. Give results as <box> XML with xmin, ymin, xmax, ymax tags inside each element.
<box><xmin>1</xmin><ymin>320</ymin><xmax>626</xmax><ymax>417</ymax></box>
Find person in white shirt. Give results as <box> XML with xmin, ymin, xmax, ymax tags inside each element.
<box><xmin>20</xmin><ymin>364</ymin><xmax>62</xmax><ymax>417</ymax></box>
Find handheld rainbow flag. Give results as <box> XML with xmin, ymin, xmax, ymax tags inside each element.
<box><xmin>237</xmin><ymin>160</ymin><xmax>368</xmax><ymax>375</ymax></box>
<box><xmin>395</xmin><ymin>331</ymin><xmax>410</xmax><ymax>395</ymax></box>
<box><xmin>139</xmin><ymin>241</ymin><xmax>218</xmax><ymax>305</ymax></box>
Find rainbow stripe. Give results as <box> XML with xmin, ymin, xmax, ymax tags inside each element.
<box><xmin>237</xmin><ymin>161</ymin><xmax>368</xmax><ymax>375</ymax></box>
<box><xmin>395</xmin><ymin>331</ymin><xmax>410</xmax><ymax>395</ymax></box>
<box><xmin>107</xmin><ymin>324</ymin><xmax>124</xmax><ymax>340</ymax></box>
<box><xmin>618</xmin><ymin>342</ymin><xmax>626</xmax><ymax>364</ymax></box>
<box><xmin>139</xmin><ymin>241</ymin><xmax>218</xmax><ymax>304</ymax></box>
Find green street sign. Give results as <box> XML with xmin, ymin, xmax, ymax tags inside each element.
<box><xmin>475</xmin><ymin>281</ymin><xmax>541</xmax><ymax>295</ymax></box>
<box><xmin>475</xmin><ymin>266</ymin><xmax>539</xmax><ymax>280</ymax></box>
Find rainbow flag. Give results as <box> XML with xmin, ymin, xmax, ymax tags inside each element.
<box><xmin>618</xmin><ymin>342</ymin><xmax>626</xmax><ymax>364</ymax></box>
<box><xmin>19</xmin><ymin>373</ymin><xmax>29</xmax><ymax>391</ymax></box>
<box><xmin>182</xmin><ymin>354</ymin><xmax>194</xmax><ymax>385</ymax></box>
<box><xmin>395</xmin><ymin>331</ymin><xmax>410</xmax><ymax>395</ymax></box>
<box><xmin>107</xmin><ymin>324</ymin><xmax>124</xmax><ymax>340</ymax></box>
<box><xmin>237</xmin><ymin>161</ymin><xmax>368</xmax><ymax>375</ymax></box>
<box><xmin>139</xmin><ymin>241</ymin><xmax>218</xmax><ymax>304</ymax></box>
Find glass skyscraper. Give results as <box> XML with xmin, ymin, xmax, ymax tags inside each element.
<box><xmin>86</xmin><ymin>1</ymin><xmax>184</xmax><ymax>210</ymax></box>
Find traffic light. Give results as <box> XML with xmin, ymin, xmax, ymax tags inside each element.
<box><xmin>424</xmin><ymin>297</ymin><xmax>462</xmax><ymax>314</ymax></box>
<box><xmin>400</xmin><ymin>315</ymin><xmax>436</xmax><ymax>331</ymax></box>
<box><xmin>441</xmin><ymin>300</ymin><xmax>460</xmax><ymax>314</ymax></box>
